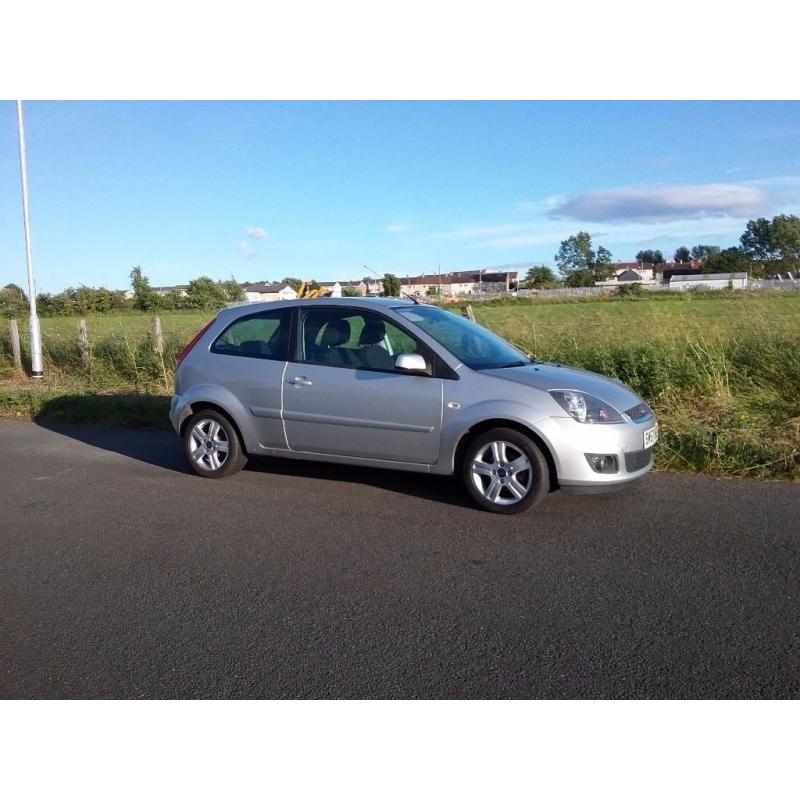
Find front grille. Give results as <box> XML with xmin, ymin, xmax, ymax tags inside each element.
<box><xmin>624</xmin><ymin>448</ymin><xmax>653</xmax><ymax>472</ymax></box>
<box><xmin>624</xmin><ymin>402</ymin><xmax>652</xmax><ymax>422</ymax></box>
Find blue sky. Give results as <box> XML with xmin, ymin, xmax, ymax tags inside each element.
<box><xmin>1</xmin><ymin>100</ymin><xmax>799</xmax><ymax>292</ymax></box>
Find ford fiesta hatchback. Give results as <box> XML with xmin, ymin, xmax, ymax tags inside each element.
<box><xmin>170</xmin><ymin>298</ymin><xmax>657</xmax><ymax>514</ymax></box>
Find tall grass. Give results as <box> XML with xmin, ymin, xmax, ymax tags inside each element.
<box><xmin>0</xmin><ymin>322</ymin><xmax>184</xmax><ymax>391</ymax></box>
<box><xmin>475</xmin><ymin>305</ymin><xmax>800</xmax><ymax>480</ymax></box>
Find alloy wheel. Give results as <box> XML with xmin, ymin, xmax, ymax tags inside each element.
<box><xmin>188</xmin><ymin>418</ymin><xmax>230</xmax><ymax>472</ymax></box>
<box><xmin>470</xmin><ymin>439</ymin><xmax>533</xmax><ymax>506</ymax></box>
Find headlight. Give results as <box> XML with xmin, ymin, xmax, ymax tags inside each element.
<box><xmin>549</xmin><ymin>390</ymin><xmax>624</xmax><ymax>424</ymax></box>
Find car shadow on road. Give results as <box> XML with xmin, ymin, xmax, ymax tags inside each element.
<box><xmin>35</xmin><ymin>417</ymin><xmax>474</xmax><ymax>509</ymax></box>
<box><xmin>242</xmin><ymin>453</ymin><xmax>474</xmax><ymax>509</ymax></box>
<box><xmin>36</xmin><ymin>419</ymin><xmax>190</xmax><ymax>473</ymax></box>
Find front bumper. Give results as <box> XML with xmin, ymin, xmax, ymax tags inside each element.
<box><xmin>535</xmin><ymin>414</ymin><xmax>656</xmax><ymax>490</ymax></box>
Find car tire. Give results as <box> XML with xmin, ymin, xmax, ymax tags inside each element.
<box><xmin>183</xmin><ymin>410</ymin><xmax>247</xmax><ymax>479</ymax></box>
<box><xmin>461</xmin><ymin>426</ymin><xmax>550</xmax><ymax>514</ymax></box>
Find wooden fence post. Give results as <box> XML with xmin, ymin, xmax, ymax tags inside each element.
<box><xmin>77</xmin><ymin>318</ymin><xmax>89</xmax><ymax>360</ymax></box>
<box><xmin>9</xmin><ymin>319</ymin><xmax>23</xmax><ymax>372</ymax></box>
<box><xmin>152</xmin><ymin>316</ymin><xmax>163</xmax><ymax>354</ymax></box>
<box><xmin>462</xmin><ymin>304</ymin><xmax>476</xmax><ymax>322</ymax></box>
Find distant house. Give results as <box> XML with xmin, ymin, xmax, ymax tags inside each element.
<box><xmin>317</xmin><ymin>281</ymin><xmax>343</xmax><ymax>298</ymax></box>
<box><xmin>613</xmin><ymin>260</ymin><xmax>704</xmax><ymax>282</ymax></box>
<box><xmin>669</xmin><ymin>272</ymin><xmax>748</xmax><ymax>291</ymax></box>
<box><xmin>613</xmin><ymin>263</ymin><xmax>654</xmax><ymax>282</ymax></box>
<box><xmin>242</xmin><ymin>282</ymin><xmax>297</xmax><ymax>302</ymax></box>
<box><xmin>344</xmin><ymin>281</ymin><xmax>368</xmax><ymax>296</ymax></box>
<box><xmin>617</xmin><ymin>269</ymin><xmax>645</xmax><ymax>282</ymax></box>
<box><xmin>153</xmin><ymin>284</ymin><xmax>189</xmax><ymax>297</ymax></box>
<box><xmin>360</xmin><ymin>278</ymin><xmax>383</xmax><ymax>296</ymax></box>
<box><xmin>399</xmin><ymin>269</ymin><xmax>517</xmax><ymax>298</ymax></box>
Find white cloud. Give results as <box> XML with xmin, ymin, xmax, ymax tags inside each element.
<box><xmin>246</xmin><ymin>226</ymin><xmax>268</xmax><ymax>239</ymax></box>
<box><xmin>234</xmin><ymin>241</ymin><xmax>259</xmax><ymax>258</ymax></box>
<box><xmin>383</xmin><ymin>223</ymin><xmax>411</xmax><ymax>233</ymax></box>
<box><xmin>550</xmin><ymin>182</ymin><xmax>773</xmax><ymax>223</ymax></box>
<box><xmin>426</xmin><ymin>176</ymin><xmax>800</xmax><ymax>258</ymax></box>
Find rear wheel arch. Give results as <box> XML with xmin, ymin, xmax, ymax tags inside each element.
<box><xmin>181</xmin><ymin>401</ymin><xmax>247</xmax><ymax>453</ymax></box>
<box><xmin>454</xmin><ymin>418</ymin><xmax>559</xmax><ymax>491</ymax></box>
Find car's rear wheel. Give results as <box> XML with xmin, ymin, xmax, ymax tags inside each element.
<box><xmin>184</xmin><ymin>410</ymin><xmax>246</xmax><ymax>478</ymax></box>
<box><xmin>462</xmin><ymin>427</ymin><xmax>549</xmax><ymax>514</ymax></box>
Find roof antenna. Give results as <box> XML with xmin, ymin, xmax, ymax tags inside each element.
<box><xmin>362</xmin><ymin>264</ymin><xmax>420</xmax><ymax>303</ymax></box>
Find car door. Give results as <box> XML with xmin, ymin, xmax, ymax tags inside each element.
<box><xmin>207</xmin><ymin>306</ymin><xmax>292</xmax><ymax>448</ymax></box>
<box><xmin>282</xmin><ymin>306</ymin><xmax>443</xmax><ymax>464</ymax></box>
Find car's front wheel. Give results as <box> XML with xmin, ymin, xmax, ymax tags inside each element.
<box><xmin>184</xmin><ymin>410</ymin><xmax>246</xmax><ymax>478</ymax></box>
<box><xmin>462</xmin><ymin>427</ymin><xmax>550</xmax><ymax>514</ymax></box>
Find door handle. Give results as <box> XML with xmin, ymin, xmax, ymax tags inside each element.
<box><xmin>286</xmin><ymin>376</ymin><xmax>312</xmax><ymax>387</ymax></box>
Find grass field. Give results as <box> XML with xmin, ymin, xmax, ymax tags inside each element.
<box><xmin>471</xmin><ymin>291</ymin><xmax>800</xmax><ymax>349</ymax></box>
<box><xmin>32</xmin><ymin>311</ymin><xmax>212</xmax><ymax>341</ymax></box>
<box><xmin>2</xmin><ymin>291</ymin><xmax>799</xmax><ymax>480</ymax></box>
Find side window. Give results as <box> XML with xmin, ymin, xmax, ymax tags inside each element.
<box><xmin>299</xmin><ymin>308</ymin><xmax>430</xmax><ymax>373</ymax></box>
<box><xmin>211</xmin><ymin>309</ymin><xmax>291</xmax><ymax>361</ymax></box>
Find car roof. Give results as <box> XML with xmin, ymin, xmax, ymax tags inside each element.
<box><xmin>219</xmin><ymin>296</ymin><xmax>417</xmax><ymax>318</ymax></box>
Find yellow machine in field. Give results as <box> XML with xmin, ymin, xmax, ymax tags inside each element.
<box><xmin>296</xmin><ymin>280</ymin><xmax>327</xmax><ymax>299</ymax></box>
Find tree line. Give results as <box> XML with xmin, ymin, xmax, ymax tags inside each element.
<box><xmin>0</xmin><ymin>267</ymin><xmax>392</xmax><ymax>318</ymax></box>
<box><xmin>0</xmin><ymin>267</ymin><xmax>248</xmax><ymax>319</ymax></box>
<box><xmin>522</xmin><ymin>213</ymin><xmax>800</xmax><ymax>289</ymax></box>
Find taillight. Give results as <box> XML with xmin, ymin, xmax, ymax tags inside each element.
<box><xmin>176</xmin><ymin>319</ymin><xmax>215</xmax><ymax>369</ymax></box>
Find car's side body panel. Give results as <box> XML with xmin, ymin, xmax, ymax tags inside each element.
<box><xmin>282</xmin><ymin>362</ymin><xmax>443</xmax><ymax>463</ymax></box>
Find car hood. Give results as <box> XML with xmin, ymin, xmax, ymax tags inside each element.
<box><xmin>482</xmin><ymin>362</ymin><xmax>642</xmax><ymax>412</ymax></box>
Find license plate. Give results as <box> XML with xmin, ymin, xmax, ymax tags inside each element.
<box><xmin>643</xmin><ymin>424</ymin><xmax>659</xmax><ymax>449</ymax></box>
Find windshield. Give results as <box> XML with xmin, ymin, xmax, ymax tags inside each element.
<box><xmin>397</xmin><ymin>305</ymin><xmax>531</xmax><ymax>370</ymax></box>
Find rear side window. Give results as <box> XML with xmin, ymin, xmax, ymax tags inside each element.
<box><xmin>211</xmin><ymin>309</ymin><xmax>291</xmax><ymax>361</ymax></box>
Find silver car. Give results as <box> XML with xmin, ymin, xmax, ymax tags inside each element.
<box><xmin>170</xmin><ymin>298</ymin><xmax>658</xmax><ymax>514</ymax></box>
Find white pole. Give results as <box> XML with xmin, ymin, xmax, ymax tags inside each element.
<box><xmin>16</xmin><ymin>100</ymin><xmax>43</xmax><ymax>378</ymax></box>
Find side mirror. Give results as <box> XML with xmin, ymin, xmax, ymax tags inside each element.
<box><xmin>395</xmin><ymin>353</ymin><xmax>428</xmax><ymax>372</ymax></box>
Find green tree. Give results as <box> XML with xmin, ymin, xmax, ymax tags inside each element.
<box><xmin>741</xmin><ymin>214</ymin><xmax>800</xmax><ymax>263</ymax></box>
<box><xmin>522</xmin><ymin>265</ymin><xmax>558</xmax><ymax>289</ymax></box>
<box><xmin>740</xmin><ymin>217</ymin><xmax>774</xmax><ymax>260</ymax></box>
<box><xmin>690</xmin><ymin>244</ymin><xmax>720</xmax><ymax>262</ymax></box>
<box><xmin>555</xmin><ymin>232</ymin><xmax>614</xmax><ymax>282</ymax></box>
<box><xmin>382</xmin><ymin>273</ymin><xmax>401</xmax><ymax>297</ymax></box>
<box><xmin>0</xmin><ymin>283</ymin><xmax>28</xmax><ymax>318</ymax></box>
<box><xmin>703</xmin><ymin>247</ymin><xmax>751</xmax><ymax>274</ymax></box>
<box><xmin>161</xmin><ymin>288</ymin><xmax>186</xmax><ymax>310</ymax></box>
<box><xmin>770</xmin><ymin>214</ymin><xmax>800</xmax><ymax>261</ymax></box>
<box><xmin>555</xmin><ymin>231</ymin><xmax>594</xmax><ymax>276</ymax></box>
<box><xmin>37</xmin><ymin>291</ymin><xmax>72</xmax><ymax>316</ymax></box>
<box><xmin>564</xmin><ymin>269</ymin><xmax>597</xmax><ymax>287</ymax></box>
<box><xmin>342</xmin><ymin>285</ymin><xmax>361</xmax><ymax>297</ymax></box>
<box><xmin>184</xmin><ymin>277</ymin><xmax>228</xmax><ymax>310</ymax></box>
<box><xmin>220</xmin><ymin>276</ymin><xmax>245</xmax><ymax>302</ymax></box>
<box><xmin>674</xmin><ymin>246</ymin><xmax>691</xmax><ymax>263</ymax></box>
<box><xmin>71</xmin><ymin>285</ymin><xmax>97</xmax><ymax>316</ymax></box>
<box><xmin>594</xmin><ymin>246</ymin><xmax>615</xmax><ymax>280</ymax></box>
<box><xmin>635</xmin><ymin>249</ymin><xmax>665</xmax><ymax>266</ymax></box>
<box><xmin>92</xmin><ymin>288</ymin><xmax>113</xmax><ymax>314</ymax></box>
<box><xmin>130</xmin><ymin>265</ymin><xmax>159</xmax><ymax>311</ymax></box>
<box><xmin>281</xmin><ymin>277</ymin><xmax>303</xmax><ymax>291</ymax></box>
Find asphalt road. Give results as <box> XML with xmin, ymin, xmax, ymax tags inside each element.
<box><xmin>1</xmin><ymin>420</ymin><xmax>798</xmax><ymax>699</ymax></box>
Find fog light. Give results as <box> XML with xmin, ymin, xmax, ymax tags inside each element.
<box><xmin>585</xmin><ymin>454</ymin><xmax>619</xmax><ymax>474</ymax></box>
